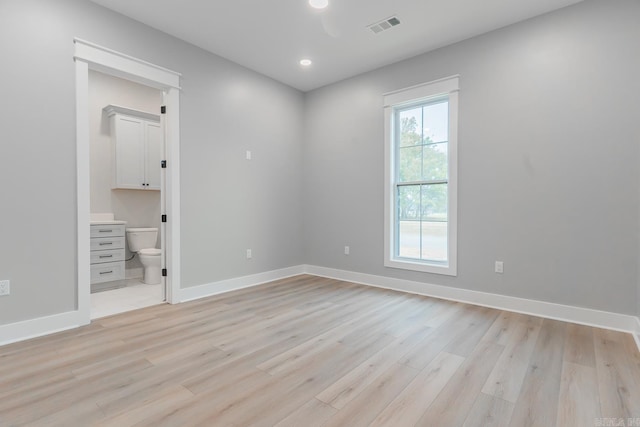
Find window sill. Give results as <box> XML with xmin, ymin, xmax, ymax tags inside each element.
<box><xmin>384</xmin><ymin>258</ymin><xmax>457</xmax><ymax>276</ymax></box>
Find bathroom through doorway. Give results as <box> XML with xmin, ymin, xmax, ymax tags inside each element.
<box><xmin>88</xmin><ymin>70</ymin><xmax>166</xmax><ymax>318</ymax></box>
<box><xmin>74</xmin><ymin>39</ymin><xmax>182</xmax><ymax>325</ymax></box>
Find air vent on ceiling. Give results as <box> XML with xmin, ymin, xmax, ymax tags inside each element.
<box><xmin>367</xmin><ymin>16</ymin><xmax>401</xmax><ymax>34</ymax></box>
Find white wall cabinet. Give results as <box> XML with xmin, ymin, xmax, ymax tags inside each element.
<box><xmin>104</xmin><ymin>105</ymin><xmax>162</xmax><ymax>191</ymax></box>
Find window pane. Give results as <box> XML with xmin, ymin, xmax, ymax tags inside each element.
<box><xmin>399</xmin><ymin>221</ymin><xmax>421</xmax><ymax>259</ymax></box>
<box><xmin>398</xmin><ymin>185</ymin><xmax>420</xmax><ymax>221</ymax></box>
<box><xmin>398</xmin><ymin>146</ymin><xmax>421</xmax><ymax>182</ymax></box>
<box><xmin>423</xmin><ymin>100</ymin><xmax>448</xmax><ymax>144</ymax></box>
<box><xmin>422</xmin><ymin>221</ymin><xmax>448</xmax><ymax>261</ymax></box>
<box><xmin>421</xmin><ymin>184</ymin><xmax>447</xmax><ymax>262</ymax></box>
<box><xmin>398</xmin><ymin>108</ymin><xmax>422</xmax><ymax>147</ymax></box>
<box><xmin>398</xmin><ymin>185</ymin><xmax>420</xmax><ymax>259</ymax></box>
<box><xmin>422</xmin><ymin>142</ymin><xmax>448</xmax><ymax>181</ymax></box>
<box><xmin>421</xmin><ymin>183</ymin><xmax>447</xmax><ymax>222</ymax></box>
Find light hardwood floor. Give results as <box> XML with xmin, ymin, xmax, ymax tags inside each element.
<box><xmin>1</xmin><ymin>275</ymin><xmax>639</xmax><ymax>426</ymax></box>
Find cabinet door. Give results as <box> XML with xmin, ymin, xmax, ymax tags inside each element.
<box><xmin>145</xmin><ymin>122</ymin><xmax>162</xmax><ymax>190</ymax></box>
<box><xmin>113</xmin><ymin>116</ymin><xmax>145</xmax><ymax>189</ymax></box>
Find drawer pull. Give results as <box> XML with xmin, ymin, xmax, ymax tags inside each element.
<box><xmin>98</xmin><ymin>229</ymin><xmax>113</xmax><ymax>233</ymax></box>
<box><xmin>99</xmin><ymin>242</ymin><xmax>113</xmax><ymax>246</ymax></box>
<box><xmin>99</xmin><ymin>271</ymin><xmax>114</xmax><ymax>275</ymax></box>
<box><xmin>99</xmin><ymin>255</ymin><xmax>113</xmax><ymax>258</ymax></box>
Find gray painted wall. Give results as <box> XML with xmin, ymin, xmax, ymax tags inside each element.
<box><xmin>0</xmin><ymin>0</ymin><xmax>304</xmax><ymax>325</ymax></box>
<box><xmin>303</xmin><ymin>0</ymin><xmax>640</xmax><ymax>315</ymax></box>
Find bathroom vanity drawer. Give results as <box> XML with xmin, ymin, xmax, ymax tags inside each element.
<box><xmin>90</xmin><ymin>248</ymin><xmax>125</xmax><ymax>264</ymax></box>
<box><xmin>90</xmin><ymin>224</ymin><xmax>125</xmax><ymax>238</ymax></box>
<box><xmin>90</xmin><ymin>236</ymin><xmax>125</xmax><ymax>251</ymax></box>
<box><xmin>90</xmin><ymin>261</ymin><xmax>125</xmax><ymax>284</ymax></box>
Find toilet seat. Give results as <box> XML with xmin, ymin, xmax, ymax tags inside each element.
<box><xmin>139</xmin><ymin>248</ymin><xmax>161</xmax><ymax>256</ymax></box>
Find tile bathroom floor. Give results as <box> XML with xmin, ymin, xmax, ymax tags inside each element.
<box><xmin>90</xmin><ymin>278</ymin><xmax>165</xmax><ymax>319</ymax></box>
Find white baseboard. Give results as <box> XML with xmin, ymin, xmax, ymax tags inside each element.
<box><xmin>0</xmin><ymin>311</ymin><xmax>84</xmax><ymax>347</ymax></box>
<box><xmin>304</xmin><ymin>265</ymin><xmax>640</xmax><ymax>352</ymax></box>
<box><xmin>2</xmin><ymin>264</ymin><xmax>638</xmax><ymax>353</ymax></box>
<box><xmin>177</xmin><ymin>265</ymin><xmax>306</xmax><ymax>303</ymax></box>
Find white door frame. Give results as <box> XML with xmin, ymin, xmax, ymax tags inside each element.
<box><xmin>74</xmin><ymin>39</ymin><xmax>181</xmax><ymax>324</ymax></box>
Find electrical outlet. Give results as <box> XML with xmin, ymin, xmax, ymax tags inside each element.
<box><xmin>0</xmin><ymin>280</ymin><xmax>10</xmax><ymax>296</ymax></box>
<box><xmin>344</xmin><ymin>246</ymin><xmax>350</xmax><ymax>255</ymax></box>
<box><xmin>246</xmin><ymin>249</ymin><xmax>252</xmax><ymax>259</ymax></box>
<box><xmin>495</xmin><ymin>261</ymin><xmax>504</xmax><ymax>274</ymax></box>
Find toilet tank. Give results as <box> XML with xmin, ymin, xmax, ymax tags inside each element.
<box><xmin>126</xmin><ymin>227</ymin><xmax>158</xmax><ymax>252</ymax></box>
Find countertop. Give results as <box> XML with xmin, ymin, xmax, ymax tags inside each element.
<box><xmin>90</xmin><ymin>220</ymin><xmax>127</xmax><ymax>225</ymax></box>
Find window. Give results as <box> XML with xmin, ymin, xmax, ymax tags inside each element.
<box><xmin>384</xmin><ymin>76</ymin><xmax>458</xmax><ymax>275</ymax></box>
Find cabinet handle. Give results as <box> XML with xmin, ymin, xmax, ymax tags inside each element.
<box><xmin>99</xmin><ymin>271</ymin><xmax>114</xmax><ymax>275</ymax></box>
<box><xmin>99</xmin><ymin>255</ymin><xmax>113</xmax><ymax>258</ymax></box>
<box><xmin>99</xmin><ymin>242</ymin><xmax>113</xmax><ymax>246</ymax></box>
<box><xmin>98</xmin><ymin>229</ymin><xmax>113</xmax><ymax>233</ymax></box>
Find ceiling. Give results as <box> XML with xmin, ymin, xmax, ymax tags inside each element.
<box><xmin>89</xmin><ymin>0</ymin><xmax>583</xmax><ymax>92</ymax></box>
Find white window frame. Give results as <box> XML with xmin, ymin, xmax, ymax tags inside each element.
<box><xmin>384</xmin><ymin>75</ymin><xmax>459</xmax><ymax>276</ymax></box>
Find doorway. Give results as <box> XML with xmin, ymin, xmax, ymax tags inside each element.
<box><xmin>88</xmin><ymin>71</ymin><xmax>165</xmax><ymax>318</ymax></box>
<box><xmin>74</xmin><ymin>39</ymin><xmax>181</xmax><ymax>325</ymax></box>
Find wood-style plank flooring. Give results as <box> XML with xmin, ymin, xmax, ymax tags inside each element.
<box><xmin>1</xmin><ymin>275</ymin><xmax>639</xmax><ymax>426</ymax></box>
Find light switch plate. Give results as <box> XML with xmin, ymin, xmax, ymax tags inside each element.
<box><xmin>0</xmin><ymin>280</ymin><xmax>10</xmax><ymax>296</ymax></box>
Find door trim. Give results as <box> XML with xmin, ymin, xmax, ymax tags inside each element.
<box><xmin>74</xmin><ymin>39</ymin><xmax>182</xmax><ymax>324</ymax></box>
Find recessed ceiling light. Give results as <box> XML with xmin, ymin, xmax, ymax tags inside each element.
<box><xmin>309</xmin><ymin>0</ymin><xmax>328</xmax><ymax>9</ymax></box>
<box><xmin>299</xmin><ymin>59</ymin><xmax>312</xmax><ymax>67</ymax></box>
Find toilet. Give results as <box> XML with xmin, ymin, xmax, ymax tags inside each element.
<box><xmin>125</xmin><ymin>227</ymin><xmax>162</xmax><ymax>285</ymax></box>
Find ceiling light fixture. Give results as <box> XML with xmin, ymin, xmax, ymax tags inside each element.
<box><xmin>299</xmin><ymin>59</ymin><xmax>312</xmax><ymax>67</ymax></box>
<box><xmin>309</xmin><ymin>0</ymin><xmax>328</xmax><ymax>9</ymax></box>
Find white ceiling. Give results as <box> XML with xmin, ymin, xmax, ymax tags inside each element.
<box><xmin>90</xmin><ymin>0</ymin><xmax>583</xmax><ymax>92</ymax></box>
